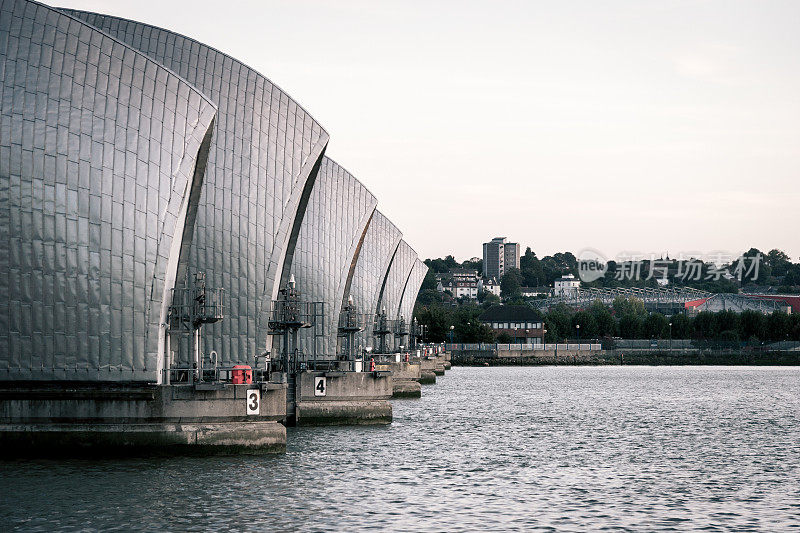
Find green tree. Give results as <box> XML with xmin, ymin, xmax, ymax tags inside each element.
<box><xmin>519</xmin><ymin>247</ymin><xmax>545</xmax><ymax>287</ymax></box>
<box><xmin>767</xmin><ymin>249</ymin><xmax>791</xmax><ymax>277</ymax></box>
<box><xmin>452</xmin><ymin>304</ymin><xmax>494</xmax><ymax>343</ymax></box>
<box><xmin>500</xmin><ymin>268</ymin><xmax>523</xmax><ymax>299</ymax></box>
<box><xmin>618</xmin><ymin>315</ymin><xmax>642</xmax><ymax>339</ymax></box>
<box><xmin>544</xmin><ymin>303</ymin><xmax>573</xmax><ymax>340</ymax></box>
<box><xmin>782</xmin><ymin>264</ymin><xmax>800</xmax><ymax>290</ymax></box>
<box><xmin>766</xmin><ymin>311</ymin><xmax>791</xmax><ymax>341</ymax></box>
<box><xmin>419</xmin><ymin>269</ymin><xmax>437</xmax><ymax>292</ymax></box>
<box><xmin>423</xmin><ymin>256</ymin><xmax>459</xmax><ymax>273</ymax></box>
<box><xmin>589</xmin><ymin>300</ymin><xmax>616</xmax><ymax>337</ymax></box>
<box><xmin>643</xmin><ymin>313</ymin><xmax>669</xmax><ymax>339</ymax></box>
<box><xmin>613</xmin><ymin>296</ymin><xmax>647</xmax><ymax>318</ymax></box>
<box><xmin>734</xmin><ymin>248</ymin><xmax>770</xmax><ymax>281</ymax></box>
<box><xmin>718</xmin><ymin>329</ymin><xmax>740</xmax><ymax>344</ymax></box>
<box><xmin>462</xmin><ymin>258</ymin><xmax>483</xmax><ymax>272</ymax></box>
<box><xmin>571</xmin><ymin>310</ymin><xmax>598</xmax><ymax>338</ymax></box>
<box><xmin>693</xmin><ymin>312</ymin><xmax>718</xmax><ymax>340</ymax></box>
<box><xmin>716</xmin><ymin>310</ymin><xmax>740</xmax><ymax>337</ymax></box>
<box><xmin>670</xmin><ymin>314</ymin><xmax>691</xmax><ymax>338</ymax></box>
<box><xmin>456</xmin><ymin>320</ymin><xmax>495</xmax><ymax>343</ymax></box>
<box><xmin>478</xmin><ymin>291</ymin><xmax>500</xmax><ymax>305</ymax></box>
<box><xmin>415</xmin><ymin>288</ymin><xmax>442</xmax><ymax>307</ymax></box>
<box><xmin>739</xmin><ymin>310</ymin><xmax>766</xmax><ymax>341</ymax></box>
<box><xmin>415</xmin><ymin>304</ymin><xmax>452</xmax><ymax>343</ymax></box>
<box><xmin>790</xmin><ymin>313</ymin><xmax>800</xmax><ymax>341</ymax></box>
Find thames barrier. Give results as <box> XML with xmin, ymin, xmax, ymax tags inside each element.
<box><xmin>0</xmin><ymin>0</ymin><xmax>443</xmax><ymax>452</ymax></box>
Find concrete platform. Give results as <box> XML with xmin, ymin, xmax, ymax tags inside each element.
<box><xmin>0</xmin><ymin>383</ymin><xmax>287</xmax><ymax>454</ymax></box>
<box><xmin>294</xmin><ymin>371</ymin><xmax>392</xmax><ymax>425</ymax></box>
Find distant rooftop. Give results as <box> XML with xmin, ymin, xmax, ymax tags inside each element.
<box><xmin>479</xmin><ymin>305</ymin><xmax>543</xmax><ymax>322</ymax></box>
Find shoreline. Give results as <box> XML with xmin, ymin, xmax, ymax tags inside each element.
<box><xmin>451</xmin><ymin>351</ymin><xmax>800</xmax><ymax>366</ymax></box>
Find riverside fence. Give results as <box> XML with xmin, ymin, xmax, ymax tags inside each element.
<box><xmin>445</xmin><ymin>343</ymin><xmax>602</xmax><ymax>352</ymax></box>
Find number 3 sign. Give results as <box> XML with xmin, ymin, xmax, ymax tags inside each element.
<box><xmin>246</xmin><ymin>389</ymin><xmax>260</xmax><ymax>415</ymax></box>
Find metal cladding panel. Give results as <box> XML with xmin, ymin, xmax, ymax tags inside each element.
<box><xmin>379</xmin><ymin>240</ymin><xmax>417</xmax><ymax>350</ymax></box>
<box><xmin>398</xmin><ymin>259</ymin><xmax>427</xmax><ymax>325</ymax></box>
<box><xmin>349</xmin><ymin>210</ymin><xmax>401</xmax><ymax>349</ymax></box>
<box><xmin>0</xmin><ymin>0</ymin><xmax>217</xmax><ymax>381</ymax></box>
<box><xmin>65</xmin><ymin>11</ymin><xmax>330</xmax><ymax>367</ymax></box>
<box><xmin>290</xmin><ymin>157</ymin><xmax>376</xmax><ymax>358</ymax></box>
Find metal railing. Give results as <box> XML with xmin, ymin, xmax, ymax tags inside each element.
<box><xmin>164</xmin><ymin>363</ymin><xmax>270</xmax><ymax>384</ymax></box>
<box><xmin>266</xmin><ymin>300</ymin><xmax>324</xmax><ymax>335</ymax></box>
<box><xmin>531</xmin><ymin>286</ymin><xmax>711</xmax><ymax>312</ymax></box>
<box><xmin>337</xmin><ymin>308</ymin><xmax>366</xmax><ymax>333</ymax></box>
<box><xmin>169</xmin><ymin>286</ymin><xmax>224</xmax><ymax>330</ymax></box>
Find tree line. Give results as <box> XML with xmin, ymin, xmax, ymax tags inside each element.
<box><xmin>414</xmin><ymin>296</ymin><xmax>800</xmax><ymax>345</ymax></box>
<box><xmin>543</xmin><ymin>298</ymin><xmax>800</xmax><ymax>344</ymax></box>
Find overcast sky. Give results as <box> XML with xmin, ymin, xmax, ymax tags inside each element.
<box><xmin>63</xmin><ymin>0</ymin><xmax>800</xmax><ymax>262</ymax></box>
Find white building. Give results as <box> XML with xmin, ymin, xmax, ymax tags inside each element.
<box><xmin>480</xmin><ymin>277</ymin><xmax>501</xmax><ymax>297</ymax></box>
<box><xmin>436</xmin><ymin>268</ymin><xmax>479</xmax><ymax>299</ymax></box>
<box><xmin>520</xmin><ymin>286</ymin><xmax>550</xmax><ymax>298</ymax></box>
<box><xmin>554</xmin><ymin>273</ymin><xmax>580</xmax><ymax>296</ymax></box>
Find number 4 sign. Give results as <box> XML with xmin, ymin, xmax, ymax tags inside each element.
<box><xmin>246</xmin><ymin>389</ymin><xmax>260</xmax><ymax>415</ymax></box>
<box><xmin>314</xmin><ymin>376</ymin><xmax>326</xmax><ymax>397</ymax></box>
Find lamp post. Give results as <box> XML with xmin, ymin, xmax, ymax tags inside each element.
<box><xmin>449</xmin><ymin>324</ymin><xmax>455</xmax><ymax>345</ymax></box>
<box><xmin>669</xmin><ymin>322</ymin><xmax>672</xmax><ymax>351</ymax></box>
<box><xmin>543</xmin><ymin>328</ymin><xmax>547</xmax><ymax>348</ymax></box>
<box><xmin>576</xmin><ymin>323</ymin><xmax>581</xmax><ymax>347</ymax></box>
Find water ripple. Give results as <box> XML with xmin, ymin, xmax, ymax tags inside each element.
<box><xmin>1</xmin><ymin>366</ymin><xmax>800</xmax><ymax>531</ymax></box>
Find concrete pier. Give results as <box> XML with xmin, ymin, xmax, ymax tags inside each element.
<box><xmin>392</xmin><ymin>380</ymin><xmax>422</xmax><ymax>397</ymax></box>
<box><xmin>375</xmin><ymin>361</ymin><xmax>422</xmax><ymax>398</ymax></box>
<box><xmin>0</xmin><ymin>383</ymin><xmax>288</xmax><ymax>454</ymax></box>
<box><xmin>433</xmin><ymin>357</ymin><xmax>447</xmax><ymax>375</ymax></box>
<box><xmin>417</xmin><ymin>356</ymin><xmax>439</xmax><ymax>384</ymax></box>
<box><xmin>294</xmin><ymin>371</ymin><xmax>392</xmax><ymax>425</ymax></box>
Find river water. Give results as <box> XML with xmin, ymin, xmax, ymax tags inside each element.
<box><xmin>2</xmin><ymin>366</ymin><xmax>799</xmax><ymax>531</ymax></box>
